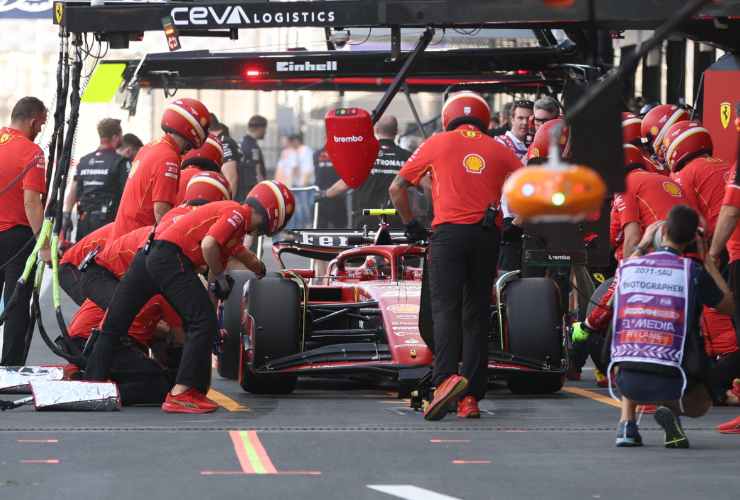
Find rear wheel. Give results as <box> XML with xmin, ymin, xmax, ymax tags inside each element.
<box><xmin>217</xmin><ymin>270</ymin><xmax>254</xmax><ymax>379</ymax></box>
<box><xmin>239</xmin><ymin>277</ymin><xmax>300</xmax><ymax>394</ymax></box>
<box><xmin>504</xmin><ymin>277</ymin><xmax>564</xmax><ymax>394</ymax></box>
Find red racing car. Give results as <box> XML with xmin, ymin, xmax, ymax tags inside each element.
<box><xmin>217</xmin><ymin>212</ymin><xmax>568</xmax><ymax>398</ymax></box>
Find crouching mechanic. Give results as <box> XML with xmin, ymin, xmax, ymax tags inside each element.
<box><xmin>599</xmin><ymin>207</ymin><xmax>732</xmax><ymax>448</ymax></box>
<box><xmin>85</xmin><ymin>181</ymin><xmax>294</xmax><ymax>413</ymax></box>
<box><xmin>59</xmin><ymin>223</ymin><xmax>111</xmax><ymax>305</ymax></box>
<box><xmin>68</xmin><ymin>296</ymin><xmax>183</xmax><ymax>406</ymax></box>
<box><xmin>389</xmin><ymin>91</ymin><xmax>521</xmax><ymax>420</ymax></box>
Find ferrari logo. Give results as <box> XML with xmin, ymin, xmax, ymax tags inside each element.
<box><xmin>720</xmin><ymin>102</ymin><xmax>732</xmax><ymax>130</ymax></box>
<box><xmin>463</xmin><ymin>153</ymin><xmax>486</xmax><ymax>174</ymax></box>
<box><xmin>0</xmin><ymin>132</ymin><xmax>11</xmax><ymax>145</ymax></box>
<box><xmin>460</xmin><ymin>129</ymin><xmax>480</xmax><ymax>139</ymax></box>
<box><xmin>662</xmin><ymin>181</ymin><xmax>682</xmax><ymax>197</ymax></box>
<box><xmin>54</xmin><ymin>3</ymin><xmax>64</xmax><ymax>24</ymax></box>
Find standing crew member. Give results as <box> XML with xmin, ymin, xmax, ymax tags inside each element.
<box><xmin>0</xmin><ymin>97</ymin><xmax>48</xmax><ymax>366</ymax></box>
<box><xmin>85</xmin><ymin>181</ymin><xmax>294</xmax><ymax>413</ymax></box>
<box><xmin>234</xmin><ymin>115</ymin><xmax>268</xmax><ymax>202</ymax></box>
<box><xmin>389</xmin><ymin>92</ymin><xmax>521</xmax><ymax>420</ymax></box>
<box><xmin>107</xmin><ymin>98</ymin><xmax>210</xmax><ymax>243</ymax></box>
<box><xmin>322</xmin><ymin>115</ymin><xmax>411</xmax><ymax>229</ymax></box>
<box><xmin>63</xmin><ymin>118</ymin><xmax>130</xmax><ymax>241</ymax></box>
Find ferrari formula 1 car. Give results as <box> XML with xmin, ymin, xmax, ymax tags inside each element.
<box><xmin>217</xmin><ymin>211</ymin><xmax>568</xmax><ymax>396</ymax></box>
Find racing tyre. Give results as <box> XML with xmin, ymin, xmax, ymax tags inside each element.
<box><xmin>217</xmin><ymin>270</ymin><xmax>254</xmax><ymax>380</ymax></box>
<box><xmin>240</xmin><ymin>277</ymin><xmax>300</xmax><ymax>394</ymax></box>
<box><xmin>505</xmin><ymin>277</ymin><xmax>564</xmax><ymax>394</ymax></box>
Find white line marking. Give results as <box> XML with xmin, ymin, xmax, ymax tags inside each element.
<box><xmin>367</xmin><ymin>485</ymin><xmax>462</xmax><ymax>500</ymax></box>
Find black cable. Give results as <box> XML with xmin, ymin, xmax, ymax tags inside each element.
<box><xmin>348</xmin><ymin>27</ymin><xmax>372</xmax><ymax>45</ymax></box>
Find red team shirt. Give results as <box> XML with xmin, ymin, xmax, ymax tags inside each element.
<box><xmin>60</xmin><ymin>223</ymin><xmax>112</xmax><ymax>267</ymax></box>
<box><xmin>155</xmin><ymin>200</ymin><xmax>250</xmax><ymax>268</ymax></box>
<box><xmin>94</xmin><ymin>226</ymin><xmax>152</xmax><ymax>278</ymax></box>
<box><xmin>108</xmin><ymin>135</ymin><xmax>181</xmax><ymax>242</ymax></box>
<box><xmin>721</xmin><ymin>162</ymin><xmax>740</xmax><ymax>263</ymax></box>
<box><xmin>69</xmin><ymin>296</ymin><xmax>181</xmax><ymax>347</ymax></box>
<box><xmin>671</xmin><ymin>157</ymin><xmax>731</xmax><ymax>236</ymax></box>
<box><xmin>0</xmin><ymin>127</ymin><xmax>47</xmax><ymax>232</ymax></box>
<box><xmin>176</xmin><ymin>167</ymin><xmax>201</xmax><ymax>205</ymax></box>
<box><xmin>398</xmin><ymin>125</ymin><xmax>521</xmax><ymax>228</ymax></box>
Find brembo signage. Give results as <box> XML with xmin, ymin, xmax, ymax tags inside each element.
<box><xmin>171</xmin><ymin>5</ymin><xmax>336</xmax><ymax>27</ymax></box>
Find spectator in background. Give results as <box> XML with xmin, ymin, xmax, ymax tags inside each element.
<box><xmin>117</xmin><ymin>133</ymin><xmax>143</xmax><ymax>162</ymax></box>
<box><xmin>495</xmin><ymin>100</ymin><xmax>533</xmax><ymax>161</ymax></box>
<box><xmin>276</xmin><ymin>133</ymin><xmax>314</xmax><ymax>229</ymax></box>
<box><xmin>488</xmin><ymin>114</ymin><xmax>501</xmax><ymax>131</ymax></box>
<box><xmin>208</xmin><ymin>114</ymin><xmax>242</xmax><ymax>199</ymax></box>
<box><xmin>490</xmin><ymin>102</ymin><xmax>513</xmax><ymax>136</ymax></box>
<box><xmin>533</xmin><ymin>96</ymin><xmax>560</xmax><ymax>131</ymax></box>
<box><xmin>237</xmin><ymin>115</ymin><xmax>268</xmax><ymax>203</ymax></box>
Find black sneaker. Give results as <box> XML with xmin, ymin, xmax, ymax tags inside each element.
<box><xmin>615</xmin><ymin>420</ymin><xmax>643</xmax><ymax>447</ymax></box>
<box><xmin>654</xmin><ymin>406</ymin><xmax>689</xmax><ymax>449</ymax></box>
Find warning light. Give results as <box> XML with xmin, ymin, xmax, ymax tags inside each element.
<box><xmin>515</xmin><ymin>70</ymin><xmax>530</xmax><ymax>76</ymax></box>
<box><xmin>551</xmin><ymin>192</ymin><xmax>566</xmax><ymax>206</ymax></box>
<box><xmin>244</xmin><ymin>68</ymin><xmax>263</xmax><ymax>79</ymax></box>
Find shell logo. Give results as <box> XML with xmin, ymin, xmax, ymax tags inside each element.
<box><xmin>0</xmin><ymin>133</ymin><xmax>12</xmax><ymax>145</ymax></box>
<box><xmin>662</xmin><ymin>181</ymin><xmax>682</xmax><ymax>197</ymax></box>
<box><xmin>463</xmin><ymin>153</ymin><xmax>486</xmax><ymax>174</ymax></box>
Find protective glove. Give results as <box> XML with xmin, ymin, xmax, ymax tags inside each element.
<box><xmin>501</xmin><ymin>217</ymin><xmax>523</xmax><ymax>244</ymax></box>
<box><xmin>254</xmin><ymin>261</ymin><xmax>267</xmax><ymax>279</ymax></box>
<box><xmin>571</xmin><ymin>321</ymin><xmax>594</xmax><ymax>343</ymax></box>
<box><xmin>209</xmin><ymin>273</ymin><xmax>235</xmax><ymax>300</ymax></box>
<box><xmin>405</xmin><ymin>219</ymin><xmax>429</xmax><ymax>243</ymax></box>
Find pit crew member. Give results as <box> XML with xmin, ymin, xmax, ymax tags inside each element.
<box><xmin>68</xmin><ymin>296</ymin><xmax>183</xmax><ymax>406</ymax></box>
<box><xmin>107</xmin><ymin>98</ymin><xmax>210</xmax><ymax>243</ymax></box>
<box><xmin>117</xmin><ymin>133</ymin><xmax>143</xmax><ymax>162</ymax></box>
<box><xmin>389</xmin><ymin>91</ymin><xmax>521</xmax><ymax>421</ymax></box>
<box><xmin>322</xmin><ymin>115</ymin><xmax>411</xmax><ymax>229</ymax></box>
<box><xmin>207</xmin><ymin>115</ymin><xmax>241</xmax><ymax>196</ymax></box>
<box><xmin>85</xmin><ymin>181</ymin><xmax>294</xmax><ymax>413</ymax></box>
<box><xmin>80</xmin><ymin>172</ymin><xmax>232</xmax><ymax>310</ymax></box>
<box><xmin>609</xmin><ymin>208</ymin><xmax>732</xmax><ymax>448</ymax></box>
<box><xmin>59</xmin><ymin>223</ymin><xmax>111</xmax><ymax>306</ymax></box>
<box><xmin>0</xmin><ymin>97</ymin><xmax>48</xmax><ymax>366</ymax></box>
<box><xmin>176</xmin><ymin>135</ymin><xmax>229</xmax><ymax>204</ymax></box>
<box><xmin>62</xmin><ymin>118</ymin><xmax>129</xmax><ymax>241</ymax></box>
<box><xmin>641</xmin><ymin>104</ymin><xmax>689</xmax><ymax>168</ymax></box>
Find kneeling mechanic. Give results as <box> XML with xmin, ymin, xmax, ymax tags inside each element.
<box><xmin>85</xmin><ymin>181</ymin><xmax>294</xmax><ymax>413</ymax></box>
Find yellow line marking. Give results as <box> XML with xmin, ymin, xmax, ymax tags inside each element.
<box><xmin>207</xmin><ymin>389</ymin><xmax>250</xmax><ymax>412</ymax></box>
<box><xmin>562</xmin><ymin>386</ymin><xmax>621</xmax><ymax>408</ymax></box>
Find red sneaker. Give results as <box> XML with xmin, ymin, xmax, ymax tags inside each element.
<box><xmin>161</xmin><ymin>388</ymin><xmax>219</xmax><ymax>414</ymax></box>
<box><xmin>424</xmin><ymin>375</ymin><xmax>468</xmax><ymax>421</ymax></box>
<box><xmin>637</xmin><ymin>404</ymin><xmax>657</xmax><ymax>414</ymax></box>
<box><xmin>457</xmin><ymin>395</ymin><xmax>481</xmax><ymax>418</ymax></box>
<box><xmin>717</xmin><ymin>416</ymin><xmax>740</xmax><ymax>434</ymax></box>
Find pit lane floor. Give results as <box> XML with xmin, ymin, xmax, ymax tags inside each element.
<box><xmin>2</xmin><ymin>245</ymin><xmax>738</xmax><ymax>500</ymax></box>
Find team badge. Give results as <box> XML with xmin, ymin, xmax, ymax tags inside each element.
<box><xmin>720</xmin><ymin>102</ymin><xmax>731</xmax><ymax>130</ymax></box>
<box><xmin>54</xmin><ymin>3</ymin><xmax>64</xmax><ymax>24</ymax></box>
<box><xmin>0</xmin><ymin>133</ymin><xmax>11</xmax><ymax>145</ymax></box>
<box><xmin>463</xmin><ymin>153</ymin><xmax>486</xmax><ymax>174</ymax></box>
<box><xmin>460</xmin><ymin>129</ymin><xmax>480</xmax><ymax>139</ymax></box>
<box><xmin>662</xmin><ymin>181</ymin><xmax>682</xmax><ymax>197</ymax></box>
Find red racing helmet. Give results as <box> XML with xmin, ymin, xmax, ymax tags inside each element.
<box><xmin>181</xmin><ymin>135</ymin><xmax>224</xmax><ymax>172</ymax></box>
<box><xmin>161</xmin><ymin>98</ymin><xmax>210</xmax><ymax>149</ymax></box>
<box><xmin>526</xmin><ymin>118</ymin><xmax>571</xmax><ymax>162</ymax></box>
<box><xmin>662</xmin><ymin>121</ymin><xmax>713</xmax><ymax>173</ymax></box>
<box><xmin>441</xmin><ymin>91</ymin><xmax>491</xmax><ymax>131</ymax></box>
<box><xmin>246</xmin><ymin>180</ymin><xmax>296</xmax><ymax>236</ymax></box>
<box><xmin>641</xmin><ymin>104</ymin><xmax>689</xmax><ymax>155</ymax></box>
<box><xmin>623</xmin><ymin>144</ymin><xmax>647</xmax><ymax>170</ymax></box>
<box><xmin>184</xmin><ymin>171</ymin><xmax>231</xmax><ymax>203</ymax></box>
<box><xmin>621</xmin><ymin>112</ymin><xmax>643</xmax><ymax>146</ymax></box>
